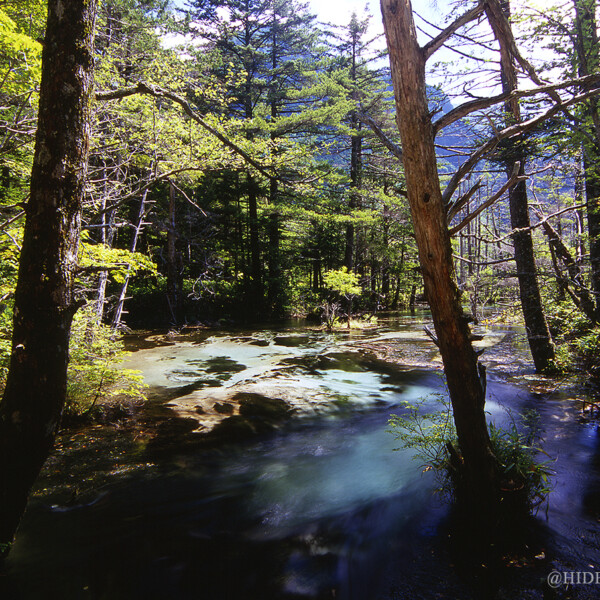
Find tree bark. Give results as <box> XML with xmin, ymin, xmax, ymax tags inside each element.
<box><xmin>485</xmin><ymin>0</ymin><xmax>556</xmax><ymax>372</ymax></box>
<box><xmin>381</xmin><ymin>0</ymin><xmax>499</xmax><ymax>511</ymax></box>
<box><xmin>166</xmin><ymin>181</ymin><xmax>183</xmax><ymax>326</ymax></box>
<box><xmin>573</xmin><ymin>0</ymin><xmax>600</xmax><ymax>319</ymax></box>
<box><xmin>112</xmin><ymin>189</ymin><xmax>149</xmax><ymax>330</ymax></box>
<box><xmin>246</xmin><ymin>173</ymin><xmax>263</xmax><ymax>317</ymax></box>
<box><xmin>267</xmin><ymin>206</ymin><xmax>284</xmax><ymax>318</ymax></box>
<box><xmin>0</xmin><ymin>0</ymin><xmax>98</xmax><ymax>552</ymax></box>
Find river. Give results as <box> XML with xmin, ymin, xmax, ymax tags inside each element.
<box><xmin>1</xmin><ymin>315</ymin><xmax>599</xmax><ymax>599</ymax></box>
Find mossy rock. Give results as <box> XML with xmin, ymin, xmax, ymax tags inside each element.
<box><xmin>213</xmin><ymin>402</ymin><xmax>235</xmax><ymax>415</ymax></box>
<box><xmin>210</xmin><ymin>415</ymin><xmax>257</xmax><ymax>441</ymax></box>
<box><xmin>234</xmin><ymin>392</ymin><xmax>291</xmax><ymax>421</ymax></box>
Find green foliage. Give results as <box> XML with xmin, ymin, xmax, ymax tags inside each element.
<box><xmin>323</xmin><ymin>266</ymin><xmax>361</xmax><ymax>298</ymax></box>
<box><xmin>1</xmin><ymin>305</ymin><xmax>148</xmax><ymax>423</ymax></box>
<box><xmin>544</xmin><ymin>298</ymin><xmax>598</xmax><ymax>375</ymax></box>
<box><xmin>65</xmin><ymin>307</ymin><xmax>147</xmax><ymax>421</ymax></box>
<box><xmin>487</xmin><ymin>415</ymin><xmax>554</xmax><ymax>510</ymax></box>
<box><xmin>388</xmin><ymin>396</ymin><xmax>457</xmax><ymax>478</ymax></box>
<box><xmin>78</xmin><ymin>234</ymin><xmax>157</xmax><ymax>284</ymax></box>
<box><xmin>0</xmin><ymin>6</ymin><xmax>42</xmax><ymax>94</ymax></box>
<box><xmin>388</xmin><ymin>398</ymin><xmax>554</xmax><ymax>511</ymax></box>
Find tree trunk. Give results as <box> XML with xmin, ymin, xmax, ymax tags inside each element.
<box><xmin>246</xmin><ymin>173</ymin><xmax>262</xmax><ymax>317</ymax></box>
<box><xmin>0</xmin><ymin>0</ymin><xmax>98</xmax><ymax>552</ymax></box>
<box><xmin>112</xmin><ymin>189</ymin><xmax>149</xmax><ymax>330</ymax></box>
<box><xmin>267</xmin><ymin>179</ymin><xmax>284</xmax><ymax>318</ymax></box>
<box><xmin>166</xmin><ymin>181</ymin><xmax>183</xmax><ymax>326</ymax></box>
<box><xmin>485</xmin><ymin>0</ymin><xmax>556</xmax><ymax>372</ymax></box>
<box><xmin>541</xmin><ymin>217</ymin><xmax>597</xmax><ymax>322</ymax></box>
<box><xmin>573</xmin><ymin>0</ymin><xmax>600</xmax><ymax>318</ymax></box>
<box><xmin>509</xmin><ymin>174</ymin><xmax>556</xmax><ymax>370</ymax></box>
<box><xmin>381</xmin><ymin>0</ymin><xmax>499</xmax><ymax>512</ymax></box>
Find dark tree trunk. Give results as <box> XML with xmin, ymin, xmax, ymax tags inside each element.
<box><xmin>574</xmin><ymin>0</ymin><xmax>600</xmax><ymax>318</ymax></box>
<box><xmin>541</xmin><ymin>218</ymin><xmax>597</xmax><ymax>323</ymax></box>
<box><xmin>344</xmin><ymin>116</ymin><xmax>362</xmax><ymax>271</ymax></box>
<box><xmin>166</xmin><ymin>181</ymin><xmax>183</xmax><ymax>326</ymax></box>
<box><xmin>485</xmin><ymin>0</ymin><xmax>556</xmax><ymax>372</ymax></box>
<box><xmin>246</xmin><ymin>173</ymin><xmax>262</xmax><ymax>316</ymax></box>
<box><xmin>509</xmin><ymin>174</ymin><xmax>556</xmax><ymax>370</ymax></box>
<box><xmin>0</xmin><ymin>0</ymin><xmax>98</xmax><ymax>552</ymax></box>
<box><xmin>381</xmin><ymin>0</ymin><xmax>499</xmax><ymax>513</ymax></box>
<box><xmin>267</xmin><ymin>179</ymin><xmax>284</xmax><ymax>318</ymax></box>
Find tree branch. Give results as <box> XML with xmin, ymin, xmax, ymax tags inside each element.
<box><xmin>357</xmin><ymin>112</ymin><xmax>403</xmax><ymax>161</ymax></box>
<box><xmin>446</xmin><ymin>178</ymin><xmax>482</xmax><ymax>222</ymax></box>
<box><xmin>442</xmin><ymin>84</ymin><xmax>600</xmax><ymax>204</ymax></box>
<box><xmin>96</xmin><ymin>82</ymin><xmax>276</xmax><ymax>181</ymax></box>
<box><xmin>434</xmin><ymin>73</ymin><xmax>600</xmax><ymax>135</ymax></box>
<box><xmin>448</xmin><ymin>163</ymin><xmax>525</xmax><ymax>235</ymax></box>
<box><xmin>423</xmin><ymin>2</ymin><xmax>486</xmax><ymax>61</ymax></box>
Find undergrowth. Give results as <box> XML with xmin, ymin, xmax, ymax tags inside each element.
<box><xmin>388</xmin><ymin>396</ymin><xmax>554</xmax><ymax>513</ymax></box>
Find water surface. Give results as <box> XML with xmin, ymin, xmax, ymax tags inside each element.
<box><xmin>2</xmin><ymin>317</ymin><xmax>599</xmax><ymax>599</ymax></box>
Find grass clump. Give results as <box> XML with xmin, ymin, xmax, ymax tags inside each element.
<box><xmin>388</xmin><ymin>397</ymin><xmax>554</xmax><ymax>514</ymax></box>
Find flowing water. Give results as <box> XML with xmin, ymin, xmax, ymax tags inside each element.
<box><xmin>1</xmin><ymin>316</ymin><xmax>599</xmax><ymax>599</ymax></box>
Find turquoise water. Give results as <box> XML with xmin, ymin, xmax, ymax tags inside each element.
<box><xmin>2</xmin><ymin>318</ymin><xmax>599</xmax><ymax>599</ymax></box>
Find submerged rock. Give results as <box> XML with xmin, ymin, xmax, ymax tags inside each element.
<box><xmin>213</xmin><ymin>402</ymin><xmax>234</xmax><ymax>415</ymax></box>
<box><xmin>236</xmin><ymin>392</ymin><xmax>291</xmax><ymax>420</ymax></box>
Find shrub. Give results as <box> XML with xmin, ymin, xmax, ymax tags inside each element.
<box><xmin>64</xmin><ymin>306</ymin><xmax>147</xmax><ymax>422</ymax></box>
<box><xmin>388</xmin><ymin>398</ymin><xmax>553</xmax><ymax>513</ymax></box>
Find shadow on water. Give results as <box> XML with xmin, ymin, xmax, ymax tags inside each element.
<box><xmin>1</xmin><ymin>318</ymin><xmax>600</xmax><ymax>599</ymax></box>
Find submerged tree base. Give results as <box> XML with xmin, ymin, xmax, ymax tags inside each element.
<box><xmin>389</xmin><ymin>398</ymin><xmax>553</xmax><ymax>530</ymax></box>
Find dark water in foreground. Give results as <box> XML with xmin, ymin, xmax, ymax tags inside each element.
<box><xmin>1</xmin><ymin>318</ymin><xmax>600</xmax><ymax>599</ymax></box>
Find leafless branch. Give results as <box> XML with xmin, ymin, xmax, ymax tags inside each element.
<box><xmin>357</xmin><ymin>112</ymin><xmax>403</xmax><ymax>161</ymax></box>
<box><xmin>442</xmin><ymin>84</ymin><xmax>600</xmax><ymax>204</ymax></box>
<box><xmin>434</xmin><ymin>73</ymin><xmax>600</xmax><ymax>134</ymax></box>
<box><xmin>423</xmin><ymin>2</ymin><xmax>486</xmax><ymax>60</ymax></box>
<box><xmin>449</xmin><ymin>163</ymin><xmax>525</xmax><ymax>235</ymax></box>
<box><xmin>446</xmin><ymin>178</ymin><xmax>482</xmax><ymax>222</ymax></box>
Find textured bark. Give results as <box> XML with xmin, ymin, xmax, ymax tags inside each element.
<box><xmin>0</xmin><ymin>0</ymin><xmax>98</xmax><ymax>550</ymax></box>
<box><xmin>574</xmin><ymin>0</ymin><xmax>600</xmax><ymax>318</ymax></box>
<box><xmin>246</xmin><ymin>174</ymin><xmax>263</xmax><ymax>316</ymax></box>
<box><xmin>541</xmin><ymin>218</ymin><xmax>597</xmax><ymax>323</ymax></box>
<box><xmin>112</xmin><ymin>190</ymin><xmax>149</xmax><ymax>330</ymax></box>
<box><xmin>166</xmin><ymin>181</ymin><xmax>183</xmax><ymax>325</ymax></box>
<box><xmin>485</xmin><ymin>0</ymin><xmax>555</xmax><ymax>372</ymax></box>
<box><xmin>381</xmin><ymin>0</ymin><xmax>499</xmax><ymax>510</ymax></box>
<box><xmin>267</xmin><ymin>207</ymin><xmax>284</xmax><ymax>318</ymax></box>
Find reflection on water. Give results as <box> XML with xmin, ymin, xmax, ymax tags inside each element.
<box><xmin>2</xmin><ymin>317</ymin><xmax>600</xmax><ymax>599</ymax></box>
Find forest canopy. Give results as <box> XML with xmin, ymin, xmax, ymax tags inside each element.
<box><xmin>0</xmin><ymin>0</ymin><xmax>597</xmax><ymax>374</ymax></box>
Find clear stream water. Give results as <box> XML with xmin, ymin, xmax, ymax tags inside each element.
<box><xmin>1</xmin><ymin>315</ymin><xmax>600</xmax><ymax>599</ymax></box>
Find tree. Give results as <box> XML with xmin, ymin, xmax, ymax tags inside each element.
<box><xmin>323</xmin><ymin>266</ymin><xmax>361</xmax><ymax>327</ymax></box>
<box><xmin>485</xmin><ymin>0</ymin><xmax>556</xmax><ymax>371</ymax></box>
<box><xmin>572</xmin><ymin>0</ymin><xmax>600</xmax><ymax>318</ymax></box>
<box><xmin>0</xmin><ymin>0</ymin><xmax>98</xmax><ymax>553</ymax></box>
<box><xmin>380</xmin><ymin>0</ymin><xmax>600</xmax><ymax>515</ymax></box>
<box><xmin>380</xmin><ymin>0</ymin><xmax>500</xmax><ymax>515</ymax></box>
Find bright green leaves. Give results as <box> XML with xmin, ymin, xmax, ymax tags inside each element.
<box><xmin>0</xmin><ymin>6</ymin><xmax>42</xmax><ymax>95</ymax></box>
<box><xmin>0</xmin><ymin>2</ymin><xmax>43</xmax><ymax>207</ymax></box>
<box><xmin>65</xmin><ymin>306</ymin><xmax>147</xmax><ymax>419</ymax></box>
<box><xmin>323</xmin><ymin>266</ymin><xmax>361</xmax><ymax>298</ymax></box>
<box><xmin>78</xmin><ymin>234</ymin><xmax>157</xmax><ymax>285</ymax></box>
